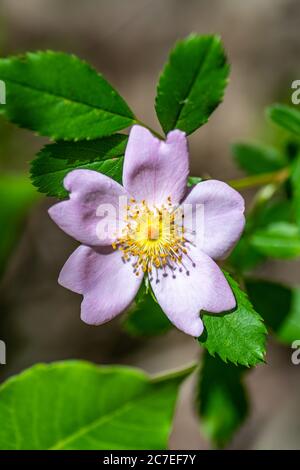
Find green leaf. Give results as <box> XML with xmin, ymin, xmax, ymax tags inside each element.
<box><xmin>30</xmin><ymin>134</ymin><xmax>128</xmax><ymax>198</ymax></box>
<box><xmin>123</xmin><ymin>284</ymin><xmax>172</xmax><ymax>337</ymax></box>
<box><xmin>0</xmin><ymin>174</ymin><xmax>39</xmax><ymax>276</ymax></box>
<box><xmin>199</xmin><ymin>272</ymin><xmax>267</xmax><ymax>366</ymax></box>
<box><xmin>155</xmin><ymin>34</ymin><xmax>229</xmax><ymax>135</ymax></box>
<box><xmin>188</xmin><ymin>175</ymin><xmax>202</xmax><ymax>187</ymax></box>
<box><xmin>0</xmin><ymin>360</ymin><xmax>189</xmax><ymax>450</ymax></box>
<box><xmin>291</xmin><ymin>153</ymin><xmax>300</xmax><ymax>229</ymax></box>
<box><xmin>197</xmin><ymin>352</ymin><xmax>248</xmax><ymax>448</ymax></box>
<box><xmin>246</xmin><ymin>279</ymin><xmax>300</xmax><ymax>344</ymax></box>
<box><xmin>267</xmin><ymin>104</ymin><xmax>300</xmax><ymax>136</ymax></box>
<box><xmin>250</xmin><ymin>222</ymin><xmax>300</xmax><ymax>259</ymax></box>
<box><xmin>0</xmin><ymin>51</ymin><xmax>135</xmax><ymax>140</ymax></box>
<box><xmin>232</xmin><ymin>142</ymin><xmax>287</xmax><ymax>175</ymax></box>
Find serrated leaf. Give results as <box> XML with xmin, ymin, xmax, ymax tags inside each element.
<box><xmin>155</xmin><ymin>34</ymin><xmax>229</xmax><ymax>135</ymax></box>
<box><xmin>267</xmin><ymin>104</ymin><xmax>300</xmax><ymax>136</ymax></box>
<box><xmin>197</xmin><ymin>352</ymin><xmax>248</xmax><ymax>448</ymax></box>
<box><xmin>232</xmin><ymin>142</ymin><xmax>287</xmax><ymax>175</ymax></box>
<box><xmin>250</xmin><ymin>222</ymin><xmax>300</xmax><ymax>259</ymax></box>
<box><xmin>0</xmin><ymin>360</ymin><xmax>188</xmax><ymax>450</ymax></box>
<box><xmin>30</xmin><ymin>134</ymin><xmax>128</xmax><ymax>198</ymax></box>
<box><xmin>123</xmin><ymin>284</ymin><xmax>172</xmax><ymax>337</ymax></box>
<box><xmin>199</xmin><ymin>272</ymin><xmax>267</xmax><ymax>366</ymax></box>
<box><xmin>246</xmin><ymin>279</ymin><xmax>300</xmax><ymax>345</ymax></box>
<box><xmin>0</xmin><ymin>51</ymin><xmax>135</xmax><ymax>140</ymax></box>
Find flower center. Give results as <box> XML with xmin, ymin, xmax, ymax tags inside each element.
<box><xmin>112</xmin><ymin>197</ymin><xmax>188</xmax><ymax>276</ymax></box>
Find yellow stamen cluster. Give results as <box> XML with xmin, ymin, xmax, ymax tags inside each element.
<box><xmin>112</xmin><ymin>197</ymin><xmax>187</xmax><ymax>276</ymax></box>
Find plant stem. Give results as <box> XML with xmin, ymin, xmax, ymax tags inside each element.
<box><xmin>228</xmin><ymin>167</ymin><xmax>290</xmax><ymax>190</ymax></box>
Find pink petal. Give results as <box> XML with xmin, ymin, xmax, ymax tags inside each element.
<box><xmin>150</xmin><ymin>245</ymin><xmax>235</xmax><ymax>337</ymax></box>
<box><xmin>59</xmin><ymin>245</ymin><xmax>143</xmax><ymax>325</ymax></box>
<box><xmin>183</xmin><ymin>180</ymin><xmax>245</xmax><ymax>259</ymax></box>
<box><xmin>49</xmin><ymin>169</ymin><xmax>129</xmax><ymax>246</ymax></box>
<box><xmin>123</xmin><ymin>125</ymin><xmax>189</xmax><ymax>205</ymax></box>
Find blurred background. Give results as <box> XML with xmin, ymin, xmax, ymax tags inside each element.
<box><xmin>0</xmin><ymin>0</ymin><xmax>300</xmax><ymax>450</ymax></box>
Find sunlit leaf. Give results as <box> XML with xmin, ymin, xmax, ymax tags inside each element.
<box><xmin>200</xmin><ymin>272</ymin><xmax>267</xmax><ymax>367</ymax></box>
<box><xmin>155</xmin><ymin>35</ymin><xmax>229</xmax><ymax>135</ymax></box>
<box><xmin>0</xmin><ymin>361</ymin><xmax>188</xmax><ymax>450</ymax></box>
<box><xmin>0</xmin><ymin>51</ymin><xmax>135</xmax><ymax>140</ymax></box>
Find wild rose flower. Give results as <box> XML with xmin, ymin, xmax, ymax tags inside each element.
<box><xmin>49</xmin><ymin>125</ymin><xmax>245</xmax><ymax>337</ymax></box>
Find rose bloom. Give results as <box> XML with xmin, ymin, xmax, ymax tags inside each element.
<box><xmin>49</xmin><ymin>125</ymin><xmax>245</xmax><ymax>337</ymax></box>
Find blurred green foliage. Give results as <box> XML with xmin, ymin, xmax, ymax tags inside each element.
<box><xmin>197</xmin><ymin>352</ymin><xmax>248</xmax><ymax>448</ymax></box>
<box><xmin>0</xmin><ymin>174</ymin><xmax>38</xmax><ymax>277</ymax></box>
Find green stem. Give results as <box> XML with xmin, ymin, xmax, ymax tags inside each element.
<box><xmin>228</xmin><ymin>167</ymin><xmax>290</xmax><ymax>190</ymax></box>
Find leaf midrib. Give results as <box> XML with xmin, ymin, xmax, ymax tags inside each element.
<box><xmin>41</xmin><ymin>143</ymin><xmax>127</xmax><ymax>160</ymax></box>
<box><xmin>3</xmin><ymin>76</ymin><xmax>135</xmax><ymax>121</ymax></box>
<box><xmin>49</xmin><ymin>385</ymin><xmax>159</xmax><ymax>450</ymax></box>
<box><xmin>33</xmin><ymin>156</ymin><xmax>123</xmax><ymax>178</ymax></box>
<box><xmin>169</xmin><ymin>38</ymin><xmax>216</xmax><ymax>130</ymax></box>
<box><xmin>203</xmin><ymin>305</ymin><xmax>265</xmax><ymax>366</ymax></box>
<box><xmin>224</xmin><ymin>303</ymin><xmax>265</xmax><ymax>360</ymax></box>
